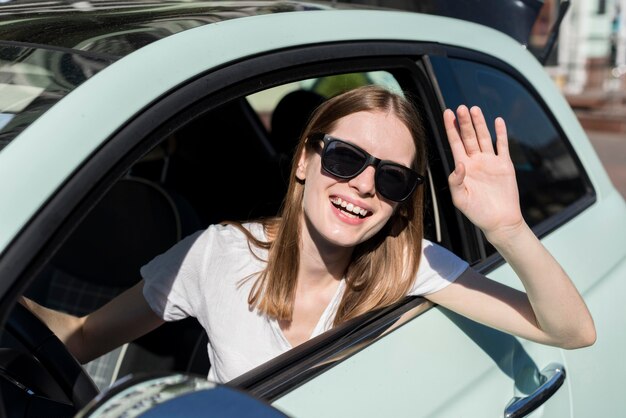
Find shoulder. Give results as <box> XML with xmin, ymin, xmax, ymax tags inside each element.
<box><xmin>410</xmin><ymin>239</ymin><xmax>469</xmax><ymax>296</ymax></box>
<box><xmin>420</xmin><ymin>239</ymin><xmax>467</xmax><ymax>266</ymax></box>
<box><xmin>200</xmin><ymin>221</ymin><xmax>266</xmax><ymax>248</ymax></box>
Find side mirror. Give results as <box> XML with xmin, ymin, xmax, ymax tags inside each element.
<box><xmin>75</xmin><ymin>372</ymin><xmax>291</xmax><ymax>418</ymax></box>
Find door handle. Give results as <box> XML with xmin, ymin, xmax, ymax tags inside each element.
<box><xmin>504</xmin><ymin>363</ymin><xmax>566</xmax><ymax>418</ymax></box>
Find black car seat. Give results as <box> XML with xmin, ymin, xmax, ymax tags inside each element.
<box><xmin>165</xmin><ymin>98</ymin><xmax>287</xmax><ymax>224</ymax></box>
<box><xmin>26</xmin><ymin>176</ymin><xmax>208</xmax><ymax>390</ymax></box>
<box><xmin>269</xmin><ymin>89</ymin><xmax>326</xmax><ymax>184</ymax></box>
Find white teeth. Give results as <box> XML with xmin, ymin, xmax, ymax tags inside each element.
<box><xmin>331</xmin><ymin>197</ymin><xmax>369</xmax><ymax>217</ymax></box>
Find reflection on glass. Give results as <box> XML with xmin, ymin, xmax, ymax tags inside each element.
<box><xmin>0</xmin><ymin>113</ymin><xmax>14</xmax><ymax>131</ymax></box>
<box><xmin>0</xmin><ymin>44</ymin><xmax>114</xmax><ymax>150</ymax></box>
<box><xmin>430</xmin><ymin>56</ymin><xmax>589</xmax><ymax>235</ymax></box>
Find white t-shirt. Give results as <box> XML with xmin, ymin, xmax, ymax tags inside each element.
<box><xmin>141</xmin><ymin>222</ymin><xmax>468</xmax><ymax>383</ymax></box>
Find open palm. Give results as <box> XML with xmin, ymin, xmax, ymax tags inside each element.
<box><xmin>444</xmin><ymin>105</ymin><xmax>524</xmax><ymax>236</ymax></box>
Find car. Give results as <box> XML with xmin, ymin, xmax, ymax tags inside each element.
<box><xmin>0</xmin><ymin>0</ymin><xmax>625</xmax><ymax>417</ymax></box>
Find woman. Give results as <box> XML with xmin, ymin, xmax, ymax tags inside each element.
<box><xmin>22</xmin><ymin>85</ymin><xmax>596</xmax><ymax>384</ymax></box>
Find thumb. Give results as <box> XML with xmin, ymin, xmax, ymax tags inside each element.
<box><xmin>448</xmin><ymin>162</ymin><xmax>466</xmax><ymax>189</ymax></box>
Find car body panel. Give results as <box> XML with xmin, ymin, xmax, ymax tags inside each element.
<box><xmin>273</xmin><ymin>303</ymin><xmax>571</xmax><ymax>417</ymax></box>
<box><xmin>0</xmin><ymin>8</ymin><xmax>613</xmax><ymax>257</ymax></box>
<box><xmin>562</xmin><ymin>254</ymin><xmax>626</xmax><ymax>416</ymax></box>
<box><xmin>489</xmin><ymin>188</ymin><xmax>626</xmax><ymax>297</ymax></box>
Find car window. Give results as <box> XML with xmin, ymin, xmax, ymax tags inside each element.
<box><xmin>429</xmin><ymin>56</ymin><xmax>591</xmax><ymax>256</ymax></box>
<box><xmin>10</xmin><ymin>67</ymin><xmax>388</xmax><ymax>383</ymax></box>
<box><xmin>15</xmin><ymin>65</ymin><xmax>451</xmax><ymax>395</ymax></box>
<box><xmin>0</xmin><ymin>44</ymin><xmax>115</xmax><ymax>150</ymax></box>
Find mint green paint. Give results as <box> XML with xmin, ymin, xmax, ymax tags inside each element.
<box><xmin>272</xmin><ymin>304</ymin><xmax>570</xmax><ymax>417</ymax></box>
<box><xmin>0</xmin><ymin>9</ymin><xmax>615</xmax><ymax>251</ymax></box>
<box><xmin>563</xmin><ymin>255</ymin><xmax>626</xmax><ymax>416</ymax></box>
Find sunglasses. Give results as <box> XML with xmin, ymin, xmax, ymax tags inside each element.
<box><xmin>310</xmin><ymin>133</ymin><xmax>424</xmax><ymax>202</ymax></box>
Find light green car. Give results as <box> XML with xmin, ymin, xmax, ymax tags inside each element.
<box><xmin>0</xmin><ymin>1</ymin><xmax>624</xmax><ymax>417</ymax></box>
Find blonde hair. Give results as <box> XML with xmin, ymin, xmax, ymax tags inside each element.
<box><xmin>232</xmin><ymin>84</ymin><xmax>427</xmax><ymax>326</ymax></box>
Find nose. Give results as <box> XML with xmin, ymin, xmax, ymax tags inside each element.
<box><xmin>348</xmin><ymin>165</ymin><xmax>376</xmax><ymax>197</ymax></box>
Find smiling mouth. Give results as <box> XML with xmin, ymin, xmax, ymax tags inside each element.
<box><xmin>330</xmin><ymin>197</ymin><xmax>371</xmax><ymax>219</ymax></box>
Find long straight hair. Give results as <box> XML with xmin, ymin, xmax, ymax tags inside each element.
<box><xmin>236</xmin><ymin>85</ymin><xmax>427</xmax><ymax>326</ymax></box>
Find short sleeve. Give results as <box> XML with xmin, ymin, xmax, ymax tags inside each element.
<box><xmin>141</xmin><ymin>229</ymin><xmax>210</xmax><ymax>321</ymax></box>
<box><xmin>408</xmin><ymin>239</ymin><xmax>469</xmax><ymax>296</ymax></box>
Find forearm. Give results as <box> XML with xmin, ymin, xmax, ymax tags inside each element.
<box><xmin>19</xmin><ymin>282</ymin><xmax>165</xmax><ymax>363</ymax></box>
<box><xmin>485</xmin><ymin>222</ymin><xmax>596</xmax><ymax>348</ymax></box>
<box><xmin>78</xmin><ymin>283</ymin><xmax>165</xmax><ymax>362</ymax></box>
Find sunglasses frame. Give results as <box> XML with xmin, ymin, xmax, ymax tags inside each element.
<box><xmin>309</xmin><ymin>133</ymin><xmax>424</xmax><ymax>202</ymax></box>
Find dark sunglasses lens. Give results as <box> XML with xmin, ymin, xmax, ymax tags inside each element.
<box><xmin>323</xmin><ymin>140</ymin><xmax>367</xmax><ymax>177</ymax></box>
<box><xmin>377</xmin><ymin>164</ymin><xmax>419</xmax><ymax>201</ymax></box>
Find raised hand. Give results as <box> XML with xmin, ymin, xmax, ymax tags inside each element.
<box><xmin>443</xmin><ymin>105</ymin><xmax>524</xmax><ymax>241</ymax></box>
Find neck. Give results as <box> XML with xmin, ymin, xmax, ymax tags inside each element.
<box><xmin>298</xmin><ymin>217</ymin><xmax>352</xmax><ymax>290</ymax></box>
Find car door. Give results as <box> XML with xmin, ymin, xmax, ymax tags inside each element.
<box><xmin>426</xmin><ymin>48</ymin><xmax>626</xmax><ymax>418</ymax></box>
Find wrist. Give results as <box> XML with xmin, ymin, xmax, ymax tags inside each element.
<box><xmin>484</xmin><ymin>221</ymin><xmax>531</xmax><ymax>248</ymax></box>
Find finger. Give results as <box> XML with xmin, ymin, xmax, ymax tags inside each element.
<box><xmin>494</xmin><ymin>117</ymin><xmax>510</xmax><ymax>158</ymax></box>
<box><xmin>443</xmin><ymin>108</ymin><xmax>467</xmax><ymax>161</ymax></box>
<box><xmin>448</xmin><ymin>161</ymin><xmax>466</xmax><ymax>189</ymax></box>
<box><xmin>456</xmin><ymin>105</ymin><xmax>481</xmax><ymax>156</ymax></box>
<box><xmin>470</xmin><ymin>106</ymin><xmax>495</xmax><ymax>154</ymax></box>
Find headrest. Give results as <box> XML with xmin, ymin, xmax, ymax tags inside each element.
<box><xmin>51</xmin><ymin>178</ymin><xmax>181</xmax><ymax>286</ymax></box>
<box><xmin>270</xmin><ymin>89</ymin><xmax>325</xmax><ymax>155</ymax></box>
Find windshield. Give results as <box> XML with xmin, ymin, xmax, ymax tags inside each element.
<box><xmin>0</xmin><ymin>44</ymin><xmax>115</xmax><ymax>151</ymax></box>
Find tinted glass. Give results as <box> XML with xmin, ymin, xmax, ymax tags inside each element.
<box><xmin>0</xmin><ymin>44</ymin><xmax>114</xmax><ymax>150</ymax></box>
<box><xmin>430</xmin><ymin>56</ymin><xmax>589</xmax><ymax>246</ymax></box>
<box><xmin>324</xmin><ymin>140</ymin><xmax>367</xmax><ymax>176</ymax></box>
<box><xmin>0</xmin><ymin>2</ymin><xmax>312</xmax><ymax>54</ymax></box>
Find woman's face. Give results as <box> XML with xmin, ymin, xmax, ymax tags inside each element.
<box><xmin>297</xmin><ymin>110</ymin><xmax>416</xmax><ymax>248</ymax></box>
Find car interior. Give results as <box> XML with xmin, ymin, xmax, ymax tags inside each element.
<box><xmin>1</xmin><ymin>70</ymin><xmax>447</xmax><ymax>417</ymax></box>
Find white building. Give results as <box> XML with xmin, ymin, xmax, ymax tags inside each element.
<box><xmin>555</xmin><ymin>0</ymin><xmax>626</xmax><ymax>94</ymax></box>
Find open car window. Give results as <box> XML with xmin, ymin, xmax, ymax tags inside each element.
<box><xmin>9</xmin><ymin>62</ymin><xmax>452</xmax><ymax>395</ymax></box>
